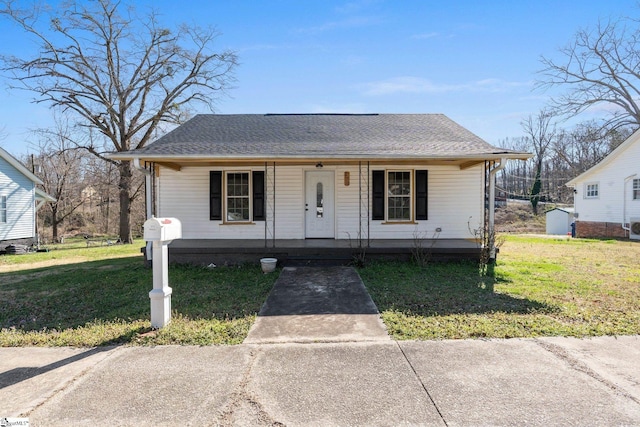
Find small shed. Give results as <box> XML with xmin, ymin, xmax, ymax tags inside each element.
<box><xmin>546</xmin><ymin>207</ymin><xmax>575</xmax><ymax>235</ymax></box>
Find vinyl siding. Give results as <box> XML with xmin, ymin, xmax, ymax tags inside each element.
<box><xmin>158</xmin><ymin>166</ymin><xmax>304</xmax><ymax>239</ymax></box>
<box><xmin>0</xmin><ymin>156</ymin><xmax>36</xmax><ymax>241</ymax></box>
<box><xmin>156</xmin><ymin>163</ymin><xmax>484</xmax><ymax>240</ymax></box>
<box><xmin>572</xmin><ymin>138</ymin><xmax>640</xmax><ymax>224</ymax></box>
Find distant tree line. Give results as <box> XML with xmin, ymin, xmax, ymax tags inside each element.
<box><xmin>497</xmin><ymin>119</ymin><xmax>632</xmax><ymax>213</ymax></box>
<box><xmin>501</xmin><ymin>11</ymin><xmax>640</xmax><ymax>214</ymax></box>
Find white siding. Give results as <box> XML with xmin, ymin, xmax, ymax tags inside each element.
<box><xmin>365</xmin><ymin>165</ymin><xmax>484</xmax><ymax>239</ymax></box>
<box><xmin>573</xmin><ymin>138</ymin><xmax>640</xmax><ymax>223</ymax></box>
<box><xmin>156</xmin><ymin>163</ymin><xmax>484</xmax><ymax>240</ymax></box>
<box><xmin>0</xmin><ymin>156</ymin><xmax>36</xmax><ymax>241</ymax></box>
<box><xmin>157</xmin><ymin>166</ymin><xmax>305</xmax><ymax>239</ymax></box>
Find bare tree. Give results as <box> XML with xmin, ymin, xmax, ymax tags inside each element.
<box><xmin>522</xmin><ymin>110</ymin><xmax>557</xmax><ymax>215</ymax></box>
<box><xmin>1</xmin><ymin>0</ymin><xmax>238</xmax><ymax>243</ymax></box>
<box><xmin>538</xmin><ymin>16</ymin><xmax>640</xmax><ymax>130</ymax></box>
<box><xmin>30</xmin><ymin>121</ymin><xmax>88</xmax><ymax>242</ymax></box>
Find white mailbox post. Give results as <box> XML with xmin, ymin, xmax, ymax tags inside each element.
<box><xmin>143</xmin><ymin>217</ymin><xmax>182</xmax><ymax>328</ymax></box>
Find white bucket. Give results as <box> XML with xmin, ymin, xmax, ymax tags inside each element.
<box><xmin>260</xmin><ymin>257</ymin><xmax>278</xmax><ymax>273</ymax></box>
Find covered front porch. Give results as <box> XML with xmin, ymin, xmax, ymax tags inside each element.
<box><xmin>165</xmin><ymin>238</ymin><xmax>481</xmax><ymax>266</ymax></box>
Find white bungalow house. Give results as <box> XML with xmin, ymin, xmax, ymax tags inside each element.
<box><xmin>566</xmin><ymin>128</ymin><xmax>640</xmax><ymax>240</ymax></box>
<box><xmin>111</xmin><ymin>114</ymin><xmax>530</xmax><ymax>264</ymax></box>
<box><xmin>0</xmin><ymin>146</ymin><xmax>56</xmax><ymax>249</ymax></box>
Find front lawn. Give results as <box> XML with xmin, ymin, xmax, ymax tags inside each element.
<box><xmin>0</xmin><ymin>242</ymin><xmax>277</xmax><ymax>346</ymax></box>
<box><xmin>1</xmin><ymin>235</ymin><xmax>638</xmax><ymax>346</ymax></box>
<box><xmin>360</xmin><ymin>236</ymin><xmax>640</xmax><ymax>340</ymax></box>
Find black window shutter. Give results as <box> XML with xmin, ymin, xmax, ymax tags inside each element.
<box><xmin>415</xmin><ymin>170</ymin><xmax>428</xmax><ymax>220</ymax></box>
<box><xmin>210</xmin><ymin>171</ymin><xmax>222</xmax><ymax>220</ymax></box>
<box><xmin>372</xmin><ymin>170</ymin><xmax>385</xmax><ymax>220</ymax></box>
<box><xmin>252</xmin><ymin>171</ymin><xmax>265</xmax><ymax>221</ymax></box>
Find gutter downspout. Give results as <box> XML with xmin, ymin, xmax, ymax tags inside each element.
<box><xmin>488</xmin><ymin>158</ymin><xmax>507</xmax><ymax>261</ymax></box>
<box><xmin>622</xmin><ymin>174</ymin><xmax>637</xmax><ymax>232</ymax></box>
<box><xmin>134</xmin><ymin>158</ymin><xmax>154</xmax><ymax>260</ymax></box>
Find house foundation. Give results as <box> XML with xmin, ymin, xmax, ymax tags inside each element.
<box><xmin>575</xmin><ymin>221</ymin><xmax>628</xmax><ymax>239</ymax></box>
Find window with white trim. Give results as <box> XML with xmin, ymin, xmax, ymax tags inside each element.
<box><xmin>585</xmin><ymin>183</ymin><xmax>599</xmax><ymax>199</ymax></box>
<box><xmin>226</xmin><ymin>172</ymin><xmax>250</xmax><ymax>222</ymax></box>
<box><xmin>387</xmin><ymin>171</ymin><xmax>412</xmax><ymax>221</ymax></box>
<box><xmin>633</xmin><ymin>179</ymin><xmax>640</xmax><ymax>200</ymax></box>
<box><xmin>0</xmin><ymin>195</ymin><xmax>6</xmax><ymax>223</ymax></box>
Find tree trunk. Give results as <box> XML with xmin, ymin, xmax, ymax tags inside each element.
<box><xmin>118</xmin><ymin>160</ymin><xmax>133</xmax><ymax>243</ymax></box>
<box><xmin>51</xmin><ymin>206</ymin><xmax>59</xmax><ymax>242</ymax></box>
<box><xmin>530</xmin><ymin>162</ymin><xmax>543</xmax><ymax>215</ymax></box>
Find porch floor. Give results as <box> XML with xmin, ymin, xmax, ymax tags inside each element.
<box><xmin>167</xmin><ymin>238</ymin><xmax>481</xmax><ymax>266</ymax></box>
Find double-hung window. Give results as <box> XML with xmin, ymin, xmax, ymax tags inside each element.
<box><xmin>210</xmin><ymin>171</ymin><xmax>265</xmax><ymax>222</ymax></box>
<box><xmin>633</xmin><ymin>179</ymin><xmax>640</xmax><ymax>200</ymax></box>
<box><xmin>585</xmin><ymin>183</ymin><xmax>599</xmax><ymax>199</ymax></box>
<box><xmin>387</xmin><ymin>171</ymin><xmax>412</xmax><ymax>221</ymax></box>
<box><xmin>226</xmin><ymin>172</ymin><xmax>250</xmax><ymax>222</ymax></box>
<box><xmin>372</xmin><ymin>169</ymin><xmax>428</xmax><ymax>222</ymax></box>
<box><xmin>0</xmin><ymin>195</ymin><xmax>6</xmax><ymax>223</ymax></box>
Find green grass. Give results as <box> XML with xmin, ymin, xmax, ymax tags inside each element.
<box><xmin>2</xmin><ymin>235</ymin><xmax>639</xmax><ymax>346</ymax></box>
<box><xmin>0</xmin><ymin>244</ymin><xmax>277</xmax><ymax>346</ymax></box>
<box><xmin>0</xmin><ymin>237</ymin><xmax>145</xmax><ymax>268</ymax></box>
<box><xmin>360</xmin><ymin>236</ymin><xmax>640</xmax><ymax>340</ymax></box>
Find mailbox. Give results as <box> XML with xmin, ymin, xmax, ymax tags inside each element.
<box><xmin>143</xmin><ymin>216</ymin><xmax>182</xmax><ymax>328</ymax></box>
<box><xmin>144</xmin><ymin>217</ymin><xmax>182</xmax><ymax>242</ymax></box>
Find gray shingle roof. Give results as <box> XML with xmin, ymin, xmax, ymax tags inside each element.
<box><xmin>116</xmin><ymin>114</ymin><xmax>527</xmax><ymax>160</ymax></box>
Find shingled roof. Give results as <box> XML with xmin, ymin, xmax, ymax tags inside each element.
<box><xmin>112</xmin><ymin>113</ymin><xmax>528</xmax><ymax>161</ymax></box>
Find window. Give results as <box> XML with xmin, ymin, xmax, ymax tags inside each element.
<box><xmin>0</xmin><ymin>196</ymin><xmax>6</xmax><ymax>223</ymax></box>
<box><xmin>585</xmin><ymin>183</ymin><xmax>599</xmax><ymax>199</ymax></box>
<box><xmin>226</xmin><ymin>172</ymin><xmax>250</xmax><ymax>221</ymax></box>
<box><xmin>372</xmin><ymin>169</ymin><xmax>428</xmax><ymax>222</ymax></box>
<box><xmin>634</xmin><ymin>179</ymin><xmax>640</xmax><ymax>200</ymax></box>
<box><xmin>387</xmin><ymin>171</ymin><xmax>412</xmax><ymax>221</ymax></box>
<box><xmin>210</xmin><ymin>171</ymin><xmax>265</xmax><ymax>222</ymax></box>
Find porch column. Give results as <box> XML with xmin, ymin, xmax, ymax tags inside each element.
<box><xmin>264</xmin><ymin>161</ymin><xmax>276</xmax><ymax>248</ymax></box>
<box><xmin>488</xmin><ymin>158</ymin><xmax>507</xmax><ymax>260</ymax></box>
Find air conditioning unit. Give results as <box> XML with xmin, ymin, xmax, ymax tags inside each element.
<box><xmin>630</xmin><ymin>217</ymin><xmax>640</xmax><ymax>240</ymax></box>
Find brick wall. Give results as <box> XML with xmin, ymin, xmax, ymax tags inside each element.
<box><xmin>575</xmin><ymin>221</ymin><xmax>629</xmax><ymax>238</ymax></box>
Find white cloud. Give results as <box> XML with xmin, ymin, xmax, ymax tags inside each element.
<box><xmin>295</xmin><ymin>16</ymin><xmax>382</xmax><ymax>35</ymax></box>
<box><xmin>411</xmin><ymin>32</ymin><xmax>442</xmax><ymax>40</ymax></box>
<box><xmin>358</xmin><ymin>76</ymin><xmax>532</xmax><ymax>96</ymax></box>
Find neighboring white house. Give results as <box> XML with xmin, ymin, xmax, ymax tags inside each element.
<box><xmin>566</xmin><ymin>128</ymin><xmax>640</xmax><ymax>239</ymax></box>
<box><xmin>111</xmin><ymin>114</ymin><xmax>530</xmax><ymax>263</ymax></box>
<box><xmin>0</xmin><ymin>146</ymin><xmax>56</xmax><ymax>247</ymax></box>
<box><xmin>545</xmin><ymin>207</ymin><xmax>574</xmax><ymax>236</ymax></box>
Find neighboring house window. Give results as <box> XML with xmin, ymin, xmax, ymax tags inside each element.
<box><xmin>585</xmin><ymin>183</ymin><xmax>599</xmax><ymax>199</ymax></box>
<box><xmin>372</xmin><ymin>170</ymin><xmax>428</xmax><ymax>221</ymax></box>
<box><xmin>633</xmin><ymin>179</ymin><xmax>640</xmax><ymax>200</ymax></box>
<box><xmin>0</xmin><ymin>195</ymin><xmax>6</xmax><ymax>223</ymax></box>
<box><xmin>209</xmin><ymin>171</ymin><xmax>265</xmax><ymax>222</ymax></box>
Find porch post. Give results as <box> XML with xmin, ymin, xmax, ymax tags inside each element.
<box><xmin>264</xmin><ymin>161</ymin><xmax>276</xmax><ymax>248</ymax></box>
<box><xmin>488</xmin><ymin>158</ymin><xmax>507</xmax><ymax>261</ymax></box>
<box><xmin>357</xmin><ymin>161</ymin><xmax>371</xmax><ymax>248</ymax></box>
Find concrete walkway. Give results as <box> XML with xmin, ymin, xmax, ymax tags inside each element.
<box><xmin>1</xmin><ymin>337</ymin><xmax>640</xmax><ymax>426</ymax></box>
<box><xmin>245</xmin><ymin>266</ymin><xmax>389</xmax><ymax>344</ymax></box>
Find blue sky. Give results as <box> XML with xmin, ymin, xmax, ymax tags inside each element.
<box><xmin>0</xmin><ymin>0</ymin><xmax>637</xmax><ymax>155</ymax></box>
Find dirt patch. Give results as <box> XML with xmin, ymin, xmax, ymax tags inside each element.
<box><xmin>495</xmin><ymin>202</ymin><xmax>546</xmax><ymax>234</ymax></box>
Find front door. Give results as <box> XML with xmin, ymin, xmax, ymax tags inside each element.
<box><xmin>305</xmin><ymin>171</ymin><xmax>335</xmax><ymax>238</ymax></box>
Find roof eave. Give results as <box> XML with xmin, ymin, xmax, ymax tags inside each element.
<box><xmin>108</xmin><ymin>152</ymin><xmax>532</xmax><ymax>162</ymax></box>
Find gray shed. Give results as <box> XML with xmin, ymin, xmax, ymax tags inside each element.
<box><xmin>546</xmin><ymin>207</ymin><xmax>575</xmax><ymax>235</ymax></box>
